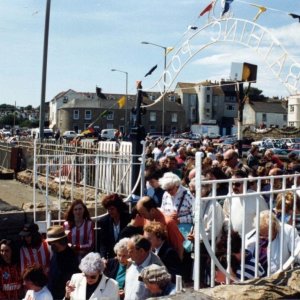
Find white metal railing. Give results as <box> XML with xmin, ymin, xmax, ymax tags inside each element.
<box><xmin>33</xmin><ymin>140</ymin><xmax>145</xmax><ymax>225</ymax></box>
<box><xmin>194</xmin><ymin>152</ymin><xmax>300</xmax><ymax>289</ymax></box>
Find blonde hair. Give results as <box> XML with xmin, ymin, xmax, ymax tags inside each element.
<box><xmin>256</xmin><ymin>210</ymin><xmax>280</xmax><ymax>234</ymax></box>
<box><xmin>143</xmin><ymin>221</ymin><xmax>167</xmax><ymax>241</ymax></box>
<box><xmin>276</xmin><ymin>192</ymin><xmax>300</xmax><ymax>213</ymax></box>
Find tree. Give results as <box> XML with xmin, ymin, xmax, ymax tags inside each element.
<box><xmin>244</xmin><ymin>87</ymin><xmax>267</xmax><ymax>101</ymax></box>
<box><xmin>24</xmin><ymin>105</ymin><xmax>33</xmax><ymax>110</ymax></box>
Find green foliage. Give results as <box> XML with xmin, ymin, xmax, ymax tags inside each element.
<box><xmin>244</xmin><ymin>87</ymin><xmax>267</xmax><ymax>101</ymax></box>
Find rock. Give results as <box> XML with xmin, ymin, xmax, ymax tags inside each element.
<box><xmin>287</xmin><ymin>267</ymin><xmax>300</xmax><ymax>293</ymax></box>
<box><xmin>199</xmin><ymin>267</ymin><xmax>300</xmax><ymax>300</ymax></box>
<box><xmin>16</xmin><ymin>170</ymin><xmax>33</xmax><ymax>184</ymax></box>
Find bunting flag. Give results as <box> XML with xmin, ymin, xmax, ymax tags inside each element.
<box><xmin>166</xmin><ymin>47</ymin><xmax>174</xmax><ymax>55</ymax></box>
<box><xmin>81</xmin><ymin>127</ymin><xmax>95</xmax><ymax>135</ymax></box>
<box><xmin>251</xmin><ymin>4</ymin><xmax>267</xmax><ymax>22</ymax></box>
<box><xmin>221</xmin><ymin>0</ymin><xmax>234</xmax><ymax>16</ymax></box>
<box><xmin>118</xmin><ymin>96</ymin><xmax>126</xmax><ymax>109</ymax></box>
<box><xmin>289</xmin><ymin>13</ymin><xmax>300</xmax><ymax>22</ymax></box>
<box><xmin>145</xmin><ymin>65</ymin><xmax>158</xmax><ymax>77</ymax></box>
<box><xmin>199</xmin><ymin>1</ymin><xmax>214</xmax><ymax>17</ymax></box>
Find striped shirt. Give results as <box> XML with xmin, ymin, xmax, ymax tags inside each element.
<box><xmin>236</xmin><ymin>250</ymin><xmax>266</xmax><ymax>280</ymax></box>
<box><xmin>20</xmin><ymin>240</ymin><xmax>51</xmax><ymax>273</ymax></box>
<box><xmin>65</xmin><ymin>219</ymin><xmax>94</xmax><ymax>253</ymax></box>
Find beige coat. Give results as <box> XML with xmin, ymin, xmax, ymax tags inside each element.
<box><xmin>68</xmin><ymin>273</ymin><xmax>119</xmax><ymax>300</ymax></box>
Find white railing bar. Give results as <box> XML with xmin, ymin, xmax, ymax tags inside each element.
<box><xmin>267</xmin><ymin>176</ymin><xmax>274</xmax><ymax>277</ymax></box>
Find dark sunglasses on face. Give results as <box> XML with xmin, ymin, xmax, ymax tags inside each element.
<box><xmin>84</xmin><ymin>274</ymin><xmax>98</xmax><ymax>279</ymax></box>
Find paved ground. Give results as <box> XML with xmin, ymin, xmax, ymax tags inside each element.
<box><xmin>0</xmin><ymin>179</ymin><xmax>57</xmax><ymax>211</ymax></box>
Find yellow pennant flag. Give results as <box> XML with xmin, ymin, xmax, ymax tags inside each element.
<box><xmin>166</xmin><ymin>47</ymin><xmax>174</xmax><ymax>55</ymax></box>
<box><xmin>118</xmin><ymin>96</ymin><xmax>126</xmax><ymax>108</ymax></box>
<box><xmin>251</xmin><ymin>4</ymin><xmax>267</xmax><ymax>22</ymax></box>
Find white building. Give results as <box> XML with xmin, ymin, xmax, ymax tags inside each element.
<box><xmin>287</xmin><ymin>94</ymin><xmax>300</xmax><ymax>128</ymax></box>
<box><xmin>243</xmin><ymin>100</ymin><xmax>287</xmax><ymax>128</ymax></box>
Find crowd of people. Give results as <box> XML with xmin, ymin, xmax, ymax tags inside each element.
<box><xmin>1</xmin><ymin>136</ymin><xmax>300</xmax><ymax>299</ymax></box>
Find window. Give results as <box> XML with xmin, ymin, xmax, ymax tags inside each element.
<box><xmin>168</xmin><ymin>95</ymin><xmax>176</xmax><ymax>102</ymax></box>
<box><xmin>107</xmin><ymin>123</ymin><xmax>114</xmax><ymax>129</ymax></box>
<box><xmin>206</xmin><ymin>95</ymin><xmax>210</xmax><ymax>103</ymax></box>
<box><xmin>150</xmin><ymin>112</ymin><xmax>156</xmax><ymax>122</ymax></box>
<box><xmin>191</xmin><ymin>107</ymin><xmax>196</xmax><ymax>120</ymax></box>
<box><xmin>290</xmin><ymin>105</ymin><xmax>295</xmax><ymax>113</ymax></box>
<box><xmin>226</xmin><ymin>105</ymin><xmax>234</xmax><ymax>111</ymax></box>
<box><xmin>106</xmin><ymin>111</ymin><xmax>114</xmax><ymax>120</ymax></box>
<box><xmin>171</xmin><ymin>113</ymin><xmax>177</xmax><ymax>123</ymax></box>
<box><xmin>85</xmin><ymin>110</ymin><xmax>92</xmax><ymax>120</ymax></box>
<box><xmin>73</xmin><ymin>110</ymin><xmax>79</xmax><ymax>120</ymax></box>
<box><xmin>63</xmin><ymin>96</ymin><xmax>68</xmax><ymax>103</ymax></box>
<box><xmin>289</xmin><ymin>122</ymin><xmax>294</xmax><ymax>127</ymax></box>
<box><xmin>206</xmin><ymin>108</ymin><xmax>210</xmax><ymax>113</ymax></box>
<box><xmin>150</xmin><ymin>125</ymin><xmax>156</xmax><ymax>132</ymax></box>
<box><xmin>262</xmin><ymin>113</ymin><xmax>267</xmax><ymax>122</ymax></box>
<box><xmin>283</xmin><ymin>115</ymin><xmax>287</xmax><ymax>121</ymax></box>
<box><xmin>84</xmin><ymin>123</ymin><xmax>90</xmax><ymax>129</ymax></box>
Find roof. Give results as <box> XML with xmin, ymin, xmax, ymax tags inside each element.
<box><xmin>59</xmin><ymin>95</ymin><xmax>184</xmax><ymax>112</ymax></box>
<box><xmin>249</xmin><ymin>101</ymin><xmax>287</xmax><ymax>114</ymax></box>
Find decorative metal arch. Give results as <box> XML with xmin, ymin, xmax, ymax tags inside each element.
<box><xmin>143</xmin><ymin>17</ymin><xmax>300</xmax><ymax>108</ymax></box>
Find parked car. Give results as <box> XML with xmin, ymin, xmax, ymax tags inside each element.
<box><xmin>62</xmin><ymin>130</ymin><xmax>77</xmax><ymax>140</ymax></box>
<box><xmin>267</xmin><ymin>148</ymin><xmax>291</xmax><ymax>162</ymax></box>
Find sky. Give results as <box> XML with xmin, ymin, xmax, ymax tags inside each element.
<box><xmin>0</xmin><ymin>0</ymin><xmax>300</xmax><ymax>107</ymax></box>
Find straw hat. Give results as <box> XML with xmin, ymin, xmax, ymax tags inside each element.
<box><xmin>46</xmin><ymin>225</ymin><xmax>67</xmax><ymax>242</ymax></box>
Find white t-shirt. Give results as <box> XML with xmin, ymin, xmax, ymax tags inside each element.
<box><xmin>23</xmin><ymin>286</ymin><xmax>53</xmax><ymax>300</ymax></box>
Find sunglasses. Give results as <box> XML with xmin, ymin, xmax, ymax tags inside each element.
<box><xmin>84</xmin><ymin>274</ymin><xmax>98</xmax><ymax>280</ymax></box>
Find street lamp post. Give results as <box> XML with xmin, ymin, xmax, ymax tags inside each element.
<box><xmin>39</xmin><ymin>0</ymin><xmax>51</xmax><ymax>140</ymax></box>
<box><xmin>111</xmin><ymin>69</ymin><xmax>128</xmax><ymax>135</ymax></box>
<box><xmin>141</xmin><ymin>41</ymin><xmax>167</xmax><ymax>136</ymax></box>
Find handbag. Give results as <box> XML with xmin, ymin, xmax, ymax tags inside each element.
<box><xmin>177</xmin><ymin>191</ymin><xmax>193</xmax><ymax>252</ymax></box>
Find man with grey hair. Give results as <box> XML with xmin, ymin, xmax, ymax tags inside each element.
<box><xmin>246</xmin><ymin>210</ymin><xmax>300</xmax><ymax>275</ymax></box>
<box><xmin>124</xmin><ymin>235</ymin><xmax>163</xmax><ymax>300</ymax></box>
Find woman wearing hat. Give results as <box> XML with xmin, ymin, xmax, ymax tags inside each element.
<box><xmin>0</xmin><ymin>239</ymin><xmax>23</xmax><ymax>299</ymax></box>
<box><xmin>64</xmin><ymin>252</ymin><xmax>119</xmax><ymax>300</ymax></box>
<box><xmin>64</xmin><ymin>200</ymin><xmax>95</xmax><ymax>261</ymax></box>
<box><xmin>46</xmin><ymin>225</ymin><xmax>79</xmax><ymax>300</ymax></box>
<box><xmin>139</xmin><ymin>264</ymin><xmax>176</xmax><ymax>297</ymax></box>
<box><xmin>19</xmin><ymin>223</ymin><xmax>51</xmax><ymax>274</ymax></box>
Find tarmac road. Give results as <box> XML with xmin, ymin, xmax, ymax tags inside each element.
<box><xmin>0</xmin><ymin>179</ymin><xmax>57</xmax><ymax>211</ymax></box>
